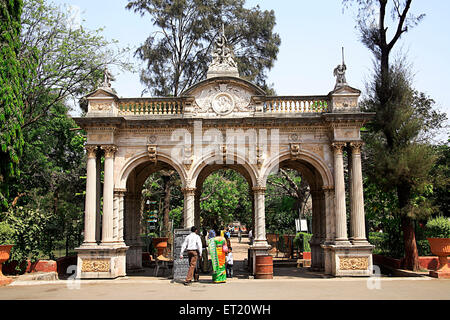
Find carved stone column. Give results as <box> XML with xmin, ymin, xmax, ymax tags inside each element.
<box><xmin>101</xmin><ymin>145</ymin><xmax>117</xmax><ymax>244</ymax></box>
<box><xmin>331</xmin><ymin>142</ymin><xmax>349</xmax><ymax>244</ymax></box>
<box><xmin>253</xmin><ymin>186</ymin><xmax>268</xmax><ymax>247</ymax></box>
<box><xmin>95</xmin><ymin>152</ymin><xmax>102</xmax><ymax>243</ymax></box>
<box><xmin>114</xmin><ymin>189</ymin><xmax>127</xmax><ymax>245</ymax></box>
<box><xmin>350</xmin><ymin>142</ymin><xmax>368</xmax><ymax>244</ymax></box>
<box><xmin>83</xmin><ymin>145</ymin><xmax>98</xmax><ymax>245</ymax></box>
<box><xmin>183</xmin><ymin>187</ymin><xmax>196</xmax><ymax>228</ymax></box>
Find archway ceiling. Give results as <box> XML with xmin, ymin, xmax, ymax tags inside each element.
<box><xmin>195</xmin><ymin>164</ymin><xmax>253</xmax><ymax>195</ymax></box>
<box><xmin>128</xmin><ymin>161</ymin><xmax>181</xmax><ymax>191</ymax></box>
<box><xmin>275</xmin><ymin>159</ymin><xmax>323</xmax><ymax>191</ymax></box>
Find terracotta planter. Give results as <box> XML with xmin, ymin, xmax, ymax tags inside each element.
<box><xmin>0</xmin><ymin>245</ymin><xmax>14</xmax><ymax>286</ymax></box>
<box><xmin>427</xmin><ymin>238</ymin><xmax>450</xmax><ymax>271</ymax></box>
<box><xmin>152</xmin><ymin>237</ymin><xmax>169</xmax><ymax>257</ymax></box>
<box><xmin>427</xmin><ymin>238</ymin><xmax>450</xmax><ymax>278</ymax></box>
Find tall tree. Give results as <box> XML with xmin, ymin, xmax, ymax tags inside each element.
<box><xmin>345</xmin><ymin>0</ymin><xmax>447</xmax><ymax>270</ymax></box>
<box><xmin>343</xmin><ymin>0</ymin><xmax>424</xmax><ymax>116</ymax></box>
<box><xmin>0</xmin><ymin>0</ymin><xmax>33</xmax><ymax>209</ymax></box>
<box><xmin>19</xmin><ymin>0</ymin><xmax>131</xmax><ymax>128</ymax></box>
<box><xmin>126</xmin><ymin>0</ymin><xmax>280</xmax><ymax>96</ymax></box>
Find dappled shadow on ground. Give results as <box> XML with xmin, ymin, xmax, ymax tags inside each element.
<box><xmin>125</xmin><ymin>260</ymin><xmax>331</xmax><ymax>281</ymax></box>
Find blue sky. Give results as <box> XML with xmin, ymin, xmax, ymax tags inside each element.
<box><xmin>53</xmin><ymin>0</ymin><xmax>449</xmax><ymax>138</ymax></box>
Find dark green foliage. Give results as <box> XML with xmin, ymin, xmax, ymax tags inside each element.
<box><xmin>0</xmin><ymin>221</ymin><xmax>15</xmax><ymax>245</ymax></box>
<box><xmin>0</xmin><ymin>0</ymin><xmax>26</xmax><ymax>208</ymax></box>
<box><xmin>126</xmin><ymin>0</ymin><xmax>280</xmax><ymax>96</ymax></box>
<box><xmin>430</xmin><ymin>141</ymin><xmax>450</xmax><ymax>217</ymax></box>
<box><xmin>294</xmin><ymin>232</ymin><xmax>312</xmax><ymax>252</ymax></box>
<box><xmin>141</xmin><ymin>170</ymin><xmax>183</xmax><ymax>235</ymax></box>
<box><xmin>200</xmin><ymin>170</ymin><xmax>251</xmax><ymax>228</ymax></box>
<box><xmin>425</xmin><ymin>217</ymin><xmax>450</xmax><ymax>239</ymax></box>
<box><xmin>9</xmin><ymin>101</ymin><xmax>86</xmax><ymax>258</ymax></box>
<box><xmin>3</xmin><ymin>206</ymin><xmax>51</xmax><ymax>267</ymax></box>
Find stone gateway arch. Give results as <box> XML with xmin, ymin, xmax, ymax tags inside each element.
<box><xmin>74</xmin><ymin>31</ymin><xmax>374</xmax><ymax>279</ymax></box>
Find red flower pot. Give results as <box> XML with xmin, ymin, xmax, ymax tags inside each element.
<box><xmin>0</xmin><ymin>245</ymin><xmax>14</xmax><ymax>286</ymax></box>
<box><xmin>427</xmin><ymin>238</ymin><xmax>450</xmax><ymax>272</ymax></box>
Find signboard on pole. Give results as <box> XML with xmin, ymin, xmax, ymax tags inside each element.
<box><xmin>295</xmin><ymin>219</ymin><xmax>300</xmax><ymax>232</ymax></box>
<box><xmin>173</xmin><ymin>228</ymin><xmax>191</xmax><ymax>281</ymax></box>
<box><xmin>300</xmin><ymin>219</ymin><xmax>308</xmax><ymax>232</ymax></box>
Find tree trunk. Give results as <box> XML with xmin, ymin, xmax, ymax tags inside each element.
<box><xmin>401</xmin><ymin>215</ymin><xmax>420</xmax><ymax>271</ymax></box>
<box><xmin>398</xmin><ymin>184</ymin><xmax>420</xmax><ymax>271</ymax></box>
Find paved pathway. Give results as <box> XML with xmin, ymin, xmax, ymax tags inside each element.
<box><xmin>1</xmin><ymin>236</ymin><xmax>449</xmax><ymax>300</ymax></box>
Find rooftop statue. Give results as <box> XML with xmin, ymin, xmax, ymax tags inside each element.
<box><xmin>333</xmin><ymin>47</ymin><xmax>347</xmax><ymax>90</ymax></box>
<box><xmin>207</xmin><ymin>24</ymin><xmax>239</xmax><ymax>78</ymax></box>
<box><xmin>101</xmin><ymin>66</ymin><xmax>115</xmax><ymax>88</ymax></box>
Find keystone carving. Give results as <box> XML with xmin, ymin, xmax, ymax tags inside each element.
<box><xmin>147</xmin><ymin>144</ymin><xmax>157</xmax><ymax>163</ymax></box>
<box><xmin>290</xmin><ymin>143</ymin><xmax>301</xmax><ymax>159</ymax></box>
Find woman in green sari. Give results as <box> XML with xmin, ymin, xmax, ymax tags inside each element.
<box><xmin>208</xmin><ymin>232</ymin><xmax>227</xmax><ymax>283</ymax></box>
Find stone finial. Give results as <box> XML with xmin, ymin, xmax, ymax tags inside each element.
<box><xmin>207</xmin><ymin>24</ymin><xmax>239</xmax><ymax>79</ymax></box>
<box><xmin>333</xmin><ymin>47</ymin><xmax>347</xmax><ymax>90</ymax></box>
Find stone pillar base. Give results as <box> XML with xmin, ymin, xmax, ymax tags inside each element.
<box><xmin>75</xmin><ymin>245</ymin><xmax>128</xmax><ymax>279</ymax></box>
<box><xmin>248</xmin><ymin>245</ymin><xmax>272</xmax><ymax>276</ymax></box>
<box><xmin>322</xmin><ymin>243</ymin><xmax>374</xmax><ymax>277</ymax></box>
<box><xmin>429</xmin><ymin>270</ymin><xmax>450</xmax><ymax>279</ymax></box>
<box><xmin>126</xmin><ymin>245</ymin><xmax>144</xmax><ymax>272</ymax></box>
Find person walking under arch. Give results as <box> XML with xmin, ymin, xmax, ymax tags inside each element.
<box><xmin>179</xmin><ymin>226</ymin><xmax>202</xmax><ymax>286</ymax></box>
<box><xmin>208</xmin><ymin>228</ymin><xmax>228</xmax><ymax>283</ymax></box>
<box><xmin>200</xmin><ymin>228</ymin><xmax>209</xmax><ymax>273</ymax></box>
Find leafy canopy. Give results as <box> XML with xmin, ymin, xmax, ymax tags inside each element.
<box><xmin>126</xmin><ymin>0</ymin><xmax>280</xmax><ymax>96</ymax></box>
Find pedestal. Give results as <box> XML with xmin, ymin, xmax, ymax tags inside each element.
<box><xmin>126</xmin><ymin>245</ymin><xmax>144</xmax><ymax>273</ymax></box>
<box><xmin>429</xmin><ymin>270</ymin><xmax>450</xmax><ymax>279</ymax></box>
<box><xmin>76</xmin><ymin>244</ymin><xmax>128</xmax><ymax>279</ymax></box>
<box><xmin>248</xmin><ymin>245</ymin><xmax>272</xmax><ymax>276</ymax></box>
<box><xmin>322</xmin><ymin>243</ymin><xmax>374</xmax><ymax>277</ymax></box>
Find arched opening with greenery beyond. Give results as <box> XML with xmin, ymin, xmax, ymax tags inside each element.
<box><xmin>196</xmin><ymin>169</ymin><xmax>252</xmax><ymax>232</ymax></box>
<box><xmin>124</xmin><ymin>159</ymin><xmax>183</xmax><ymax>271</ymax></box>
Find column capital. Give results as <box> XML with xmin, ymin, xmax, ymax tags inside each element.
<box><xmin>114</xmin><ymin>188</ymin><xmax>127</xmax><ymax>196</ymax></box>
<box><xmin>182</xmin><ymin>187</ymin><xmax>196</xmax><ymax>195</ymax></box>
<box><xmin>349</xmin><ymin>141</ymin><xmax>364</xmax><ymax>154</ymax></box>
<box><xmin>252</xmin><ymin>186</ymin><xmax>267</xmax><ymax>194</ymax></box>
<box><xmin>101</xmin><ymin>145</ymin><xmax>118</xmax><ymax>158</ymax></box>
<box><xmin>85</xmin><ymin>145</ymin><xmax>98</xmax><ymax>158</ymax></box>
<box><xmin>331</xmin><ymin>142</ymin><xmax>347</xmax><ymax>154</ymax></box>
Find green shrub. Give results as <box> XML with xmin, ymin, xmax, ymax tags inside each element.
<box><xmin>368</xmin><ymin>232</ymin><xmax>387</xmax><ymax>254</ymax></box>
<box><xmin>0</xmin><ymin>221</ymin><xmax>15</xmax><ymax>245</ymax></box>
<box><xmin>417</xmin><ymin>239</ymin><xmax>432</xmax><ymax>256</ymax></box>
<box><xmin>294</xmin><ymin>232</ymin><xmax>312</xmax><ymax>252</ymax></box>
<box><xmin>425</xmin><ymin>217</ymin><xmax>450</xmax><ymax>238</ymax></box>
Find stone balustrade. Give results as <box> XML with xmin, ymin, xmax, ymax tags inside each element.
<box><xmin>110</xmin><ymin>95</ymin><xmax>331</xmax><ymax>117</ymax></box>
<box><xmin>118</xmin><ymin>98</ymin><xmax>185</xmax><ymax>115</ymax></box>
<box><xmin>263</xmin><ymin>96</ymin><xmax>329</xmax><ymax>113</ymax></box>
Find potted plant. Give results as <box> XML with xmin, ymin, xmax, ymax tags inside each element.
<box><xmin>0</xmin><ymin>221</ymin><xmax>15</xmax><ymax>285</ymax></box>
<box><xmin>425</xmin><ymin>217</ymin><xmax>450</xmax><ymax>278</ymax></box>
